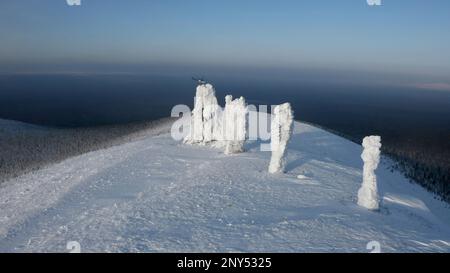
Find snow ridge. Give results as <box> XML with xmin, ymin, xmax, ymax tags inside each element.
<box><xmin>0</xmin><ymin>117</ymin><xmax>449</xmax><ymax>252</ymax></box>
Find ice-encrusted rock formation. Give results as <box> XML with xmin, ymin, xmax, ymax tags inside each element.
<box><xmin>223</xmin><ymin>95</ymin><xmax>247</xmax><ymax>154</ymax></box>
<box><xmin>357</xmin><ymin>135</ymin><xmax>381</xmax><ymax>210</ymax></box>
<box><xmin>184</xmin><ymin>84</ymin><xmax>222</xmax><ymax>144</ymax></box>
<box><xmin>268</xmin><ymin>103</ymin><xmax>294</xmax><ymax>173</ymax></box>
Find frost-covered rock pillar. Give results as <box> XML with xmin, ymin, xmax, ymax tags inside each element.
<box><xmin>268</xmin><ymin>103</ymin><xmax>294</xmax><ymax>173</ymax></box>
<box><xmin>223</xmin><ymin>95</ymin><xmax>247</xmax><ymax>154</ymax></box>
<box><xmin>357</xmin><ymin>136</ymin><xmax>381</xmax><ymax>210</ymax></box>
<box><xmin>184</xmin><ymin>84</ymin><xmax>222</xmax><ymax>144</ymax></box>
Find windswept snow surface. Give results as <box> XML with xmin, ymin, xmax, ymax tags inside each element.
<box><xmin>1</xmin><ymin>118</ymin><xmax>450</xmax><ymax>252</ymax></box>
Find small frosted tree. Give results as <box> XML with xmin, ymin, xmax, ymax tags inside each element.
<box><xmin>357</xmin><ymin>135</ymin><xmax>381</xmax><ymax>210</ymax></box>
<box><xmin>268</xmin><ymin>103</ymin><xmax>294</xmax><ymax>173</ymax></box>
<box><xmin>223</xmin><ymin>95</ymin><xmax>247</xmax><ymax>154</ymax></box>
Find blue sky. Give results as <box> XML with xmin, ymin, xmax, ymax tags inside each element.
<box><xmin>1</xmin><ymin>0</ymin><xmax>450</xmax><ymax>86</ymax></box>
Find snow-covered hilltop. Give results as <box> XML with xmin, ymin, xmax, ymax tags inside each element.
<box><xmin>0</xmin><ymin>116</ymin><xmax>449</xmax><ymax>252</ymax></box>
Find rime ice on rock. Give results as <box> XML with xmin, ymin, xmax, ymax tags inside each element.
<box><xmin>357</xmin><ymin>136</ymin><xmax>381</xmax><ymax>210</ymax></box>
<box><xmin>184</xmin><ymin>84</ymin><xmax>222</xmax><ymax>144</ymax></box>
<box><xmin>223</xmin><ymin>95</ymin><xmax>247</xmax><ymax>154</ymax></box>
<box><xmin>268</xmin><ymin>103</ymin><xmax>294</xmax><ymax>173</ymax></box>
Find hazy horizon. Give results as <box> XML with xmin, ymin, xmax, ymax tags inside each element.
<box><xmin>1</xmin><ymin>0</ymin><xmax>450</xmax><ymax>91</ymax></box>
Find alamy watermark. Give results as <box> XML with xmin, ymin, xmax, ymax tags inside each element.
<box><xmin>366</xmin><ymin>241</ymin><xmax>381</xmax><ymax>253</ymax></box>
<box><xmin>367</xmin><ymin>0</ymin><xmax>382</xmax><ymax>6</ymax></box>
<box><xmin>171</xmin><ymin>104</ymin><xmax>277</xmax><ymax>151</ymax></box>
<box><xmin>66</xmin><ymin>1</ymin><xmax>380</xmax><ymax>7</ymax></box>
<box><xmin>66</xmin><ymin>0</ymin><xmax>81</xmax><ymax>6</ymax></box>
<box><xmin>66</xmin><ymin>241</ymin><xmax>81</xmax><ymax>253</ymax></box>
<box><xmin>63</xmin><ymin>240</ymin><xmax>380</xmax><ymax>253</ymax></box>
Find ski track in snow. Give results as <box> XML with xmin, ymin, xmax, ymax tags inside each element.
<box><xmin>0</xmin><ymin>119</ymin><xmax>450</xmax><ymax>252</ymax></box>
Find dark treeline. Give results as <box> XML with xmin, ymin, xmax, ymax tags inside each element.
<box><xmin>384</xmin><ymin>146</ymin><xmax>450</xmax><ymax>203</ymax></box>
<box><xmin>0</xmin><ymin>118</ymin><xmax>174</xmax><ymax>182</ymax></box>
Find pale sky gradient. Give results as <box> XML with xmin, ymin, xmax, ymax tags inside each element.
<box><xmin>1</xmin><ymin>0</ymin><xmax>449</xmax><ymax>87</ymax></box>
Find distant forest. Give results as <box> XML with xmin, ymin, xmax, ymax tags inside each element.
<box><xmin>385</xmin><ymin>145</ymin><xmax>450</xmax><ymax>203</ymax></box>
<box><xmin>0</xmin><ymin>118</ymin><xmax>174</xmax><ymax>183</ymax></box>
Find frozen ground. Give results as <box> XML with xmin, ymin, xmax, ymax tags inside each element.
<box><xmin>0</xmin><ymin>118</ymin><xmax>449</xmax><ymax>252</ymax></box>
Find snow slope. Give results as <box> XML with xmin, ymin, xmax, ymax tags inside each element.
<box><xmin>0</xmin><ymin>117</ymin><xmax>174</xmax><ymax>182</ymax></box>
<box><xmin>0</xmin><ymin>118</ymin><xmax>450</xmax><ymax>252</ymax></box>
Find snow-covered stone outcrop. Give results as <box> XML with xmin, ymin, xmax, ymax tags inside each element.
<box><xmin>184</xmin><ymin>84</ymin><xmax>222</xmax><ymax>144</ymax></box>
<box><xmin>183</xmin><ymin>84</ymin><xmax>248</xmax><ymax>154</ymax></box>
<box><xmin>357</xmin><ymin>135</ymin><xmax>381</xmax><ymax>210</ymax></box>
<box><xmin>223</xmin><ymin>95</ymin><xmax>247</xmax><ymax>154</ymax></box>
<box><xmin>268</xmin><ymin>103</ymin><xmax>294</xmax><ymax>173</ymax></box>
